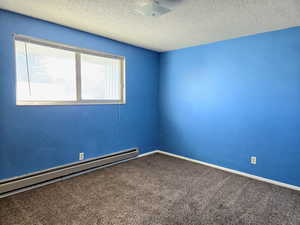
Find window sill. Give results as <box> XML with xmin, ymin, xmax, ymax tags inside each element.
<box><xmin>16</xmin><ymin>100</ymin><xmax>126</xmax><ymax>106</ymax></box>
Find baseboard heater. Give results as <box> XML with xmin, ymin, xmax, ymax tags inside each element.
<box><xmin>0</xmin><ymin>148</ymin><xmax>139</xmax><ymax>197</ymax></box>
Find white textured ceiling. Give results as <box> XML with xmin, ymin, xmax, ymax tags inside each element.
<box><xmin>1</xmin><ymin>0</ymin><xmax>300</xmax><ymax>52</ymax></box>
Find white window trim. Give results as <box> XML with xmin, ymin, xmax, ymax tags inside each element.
<box><xmin>14</xmin><ymin>34</ymin><xmax>126</xmax><ymax>106</ymax></box>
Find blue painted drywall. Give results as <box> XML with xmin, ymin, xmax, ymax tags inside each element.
<box><xmin>159</xmin><ymin>27</ymin><xmax>300</xmax><ymax>186</ymax></box>
<box><xmin>1</xmin><ymin>10</ymin><xmax>300</xmax><ymax>187</ymax></box>
<box><xmin>0</xmin><ymin>10</ymin><xmax>159</xmax><ymax>179</ymax></box>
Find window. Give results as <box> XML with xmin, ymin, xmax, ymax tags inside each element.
<box><xmin>15</xmin><ymin>35</ymin><xmax>125</xmax><ymax>105</ymax></box>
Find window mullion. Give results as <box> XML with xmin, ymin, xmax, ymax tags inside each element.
<box><xmin>75</xmin><ymin>52</ymin><xmax>82</xmax><ymax>102</ymax></box>
<box><xmin>24</xmin><ymin>42</ymin><xmax>32</xmax><ymax>96</ymax></box>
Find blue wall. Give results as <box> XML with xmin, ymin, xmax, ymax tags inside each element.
<box><xmin>0</xmin><ymin>10</ymin><xmax>160</xmax><ymax>179</ymax></box>
<box><xmin>160</xmin><ymin>27</ymin><xmax>300</xmax><ymax>186</ymax></box>
<box><xmin>1</xmin><ymin>10</ymin><xmax>300</xmax><ymax>187</ymax></box>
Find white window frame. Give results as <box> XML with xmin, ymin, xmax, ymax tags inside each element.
<box><xmin>14</xmin><ymin>34</ymin><xmax>126</xmax><ymax>106</ymax></box>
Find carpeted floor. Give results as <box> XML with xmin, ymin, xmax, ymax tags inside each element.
<box><xmin>0</xmin><ymin>153</ymin><xmax>300</xmax><ymax>225</ymax></box>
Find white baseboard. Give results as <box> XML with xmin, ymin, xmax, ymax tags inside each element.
<box><xmin>138</xmin><ymin>150</ymin><xmax>160</xmax><ymax>158</ymax></box>
<box><xmin>139</xmin><ymin>150</ymin><xmax>300</xmax><ymax>192</ymax></box>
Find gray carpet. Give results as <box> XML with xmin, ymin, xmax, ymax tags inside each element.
<box><xmin>0</xmin><ymin>153</ymin><xmax>300</xmax><ymax>225</ymax></box>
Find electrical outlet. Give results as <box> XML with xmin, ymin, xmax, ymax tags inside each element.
<box><xmin>79</xmin><ymin>152</ymin><xmax>84</xmax><ymax>161</ymax></box>
<box><xmin>250</xmin><ymin>156</ymin><xmax>256</xmax><ymax>165</ymax></box>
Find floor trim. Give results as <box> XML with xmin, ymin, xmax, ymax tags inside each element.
<box><xmin>138</xmin><ymin>150</ymin><xmax>160</xmax><ymax>158</ymax></box>
<box><xmin>139</xmin><ymin>150</ymin><xmax>300</xmax><ymax>192</ymax></box>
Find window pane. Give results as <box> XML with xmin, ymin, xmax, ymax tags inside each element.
<box><xmin>81</xmin><ymin>54</ymin><xmax>121</xmax><ymax>100</ymax></box>
<box><xmin>15</xmin><ymin>41</ymin><xmax>76</xmax><ymax>102</ymax></box>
